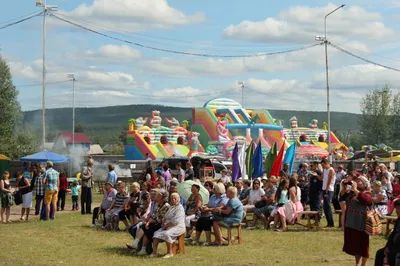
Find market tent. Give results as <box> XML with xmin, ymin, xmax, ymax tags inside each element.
<box><xmin>350</xmin><ymin>150</ymin><xmax>400</xmax><ymax>160</ymax></box>
<box><xmin>20</xmin><ymin>150</ymin><xmax>70</xmax><ymax>163</ymax></box>
<box><xmin>0</xmin><ymin>154</ymin><xmax>10</xmax><ymax>176</ymax></box>
<box><xmin>296</xmin><ymin>145</ymin><xmax>329</xmax><ymax>158</ymax></box>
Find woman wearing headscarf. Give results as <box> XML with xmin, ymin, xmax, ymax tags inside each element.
<box><xmin>343</xmin><ymin>176</ymin><xmax>373</xmax><ymax>266</ymax></box>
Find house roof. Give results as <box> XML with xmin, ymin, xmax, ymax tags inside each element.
<box><xmin>87</xmin><ymin>145</ymin><xmax>104</xmax><ymax>155</ymax></box>
<box><xmin>58</xmin><ymin>132</ymin><xmax>91</xmax><ymax>144</ymax></box>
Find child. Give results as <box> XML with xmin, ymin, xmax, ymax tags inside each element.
<box><xmin>71</xmin><ymin>181</ymin><xmax>81</xmax><ymax>211</ymax></box>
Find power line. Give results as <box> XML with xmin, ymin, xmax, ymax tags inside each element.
<box><xmin>56</xmin><ymin>12</ymin><xmax>305</xmax><ymax>50</ymax></box>
<box><xmin>0</xmin><ymin>11</ymin><xmax>43</xmax><ymax>30</ymax></box>
<box><xmin>77</xmin><ymin>80</ymin><xmax>238</xmax><ymax>98</ymax></box>
<box><xmin>50</xmin><ymin>13</ymin><xmax>321</xmax><ymax>58</ymax></box>
<box><xmin>329</xmin><ymin>42</ymin><xmax>400</xmax><ymax>72</ymax></box>
<box><xmin>16</xmin><ymin>80</ymin><xmax>70</xmax><ymax>87</ymax></box>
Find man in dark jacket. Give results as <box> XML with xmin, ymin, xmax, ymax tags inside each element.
<box><xmin>375</xmin><ymin>200</ymin><xmax>400</xmax><ymax>266</ymax></box>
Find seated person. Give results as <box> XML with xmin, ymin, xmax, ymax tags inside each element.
<box><xmin>193</xmin><ymin>182</ymin><xmax>227</xmax><ymax>246</ymax></box>
<box><xmin>212</xmin><ymin>186</ymin><xmax>243</xmax><ymax>246</ymax></box>
<box><xmin>122</xmin><ymin>182</ymin><xmax>141</xmax><ymax>225</ymax></box>
<box><xmin>375</xmin><ymin>200</ymin><xmax>400</xmax><ymax>266</ymax></box>
<box><xmin>150</xmin><ymin>193</ymin><xmax>186</xmax><ymax>259</ymax></box>
<box><xmin>184</xmin><ymin>184</ymin><xmax>203</xmax><ymax>240</ymax></box>
<box><xmin>105</xmin><ymin>182</ymin><xmax>129</xmax><ymax>231</ymax></box>
<box><xmin>126</xmin><ymin>191</ymin><xmax>155</xmax><ymax>251</ymax></box>
<box><xmin>137</xmin><ymin>189</ymin><xmax>170</xmax><ymax>256</ymax></box>
<box><xmin>248</xmin><ymin>177</ymin><xmax>276</xmax><ymax>230</ymax></box>
<box><xmin>371</xmin><ymin>181</ymin><xmax>388</xmax><ymax>217</ymax></box>
<box><xmin>92</xmin><ymin>182</ymin><xmax>117</xmax><ymax>228</ymax></box>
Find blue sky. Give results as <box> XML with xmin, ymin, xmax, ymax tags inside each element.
<box><xmin>1</xmin><ymin>0</ymin><xmax>400</xmax><ymax>113</ymax></box>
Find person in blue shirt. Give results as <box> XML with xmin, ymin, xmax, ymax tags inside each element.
<box><xmin>212</xmin><ymin>186</ymin><xmax>243</xmax><ymax>246</ymax></box>
<box><xmin>106</xmin><ymin>164</ymin><xmax>118</xmax><ymax>188</ymax></box>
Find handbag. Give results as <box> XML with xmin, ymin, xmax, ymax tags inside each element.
<box><xmin>364</xmin><ymin>207</ymin><xmax>382</xmax><ymax>235</ymax></box>
<box><xmin>14</xmin><ymin>191</ymin><xmax>23</xmax><ymax>206</ymax></box>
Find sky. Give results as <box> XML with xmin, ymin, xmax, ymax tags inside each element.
<box><xmin>1</xmin><ymin>0</ymin><xmax>400</xmax><ymax>114</ymax></box>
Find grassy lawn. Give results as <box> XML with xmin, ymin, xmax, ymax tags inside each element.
<box><xmin>0</xmin><ymin>194</ymin><xmax>387</xmax><ymax>266</ymax></box>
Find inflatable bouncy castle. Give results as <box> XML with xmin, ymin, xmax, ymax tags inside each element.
<box><xmin>124</xmin><ymin>98</ymin><xmax>347</xmax><ymax>160</ymax></box>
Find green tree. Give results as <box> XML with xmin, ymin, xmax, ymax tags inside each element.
<box><xmin>74</xmin><ymin>123</ymin><xmax>84</xmax><ymax>133</ymax></box>
<box><xmin>360</xmin><ymin>86</ymin><xmax>394</xmax><ymax>145</ymax></box>
<box><xmin>0</xmin><ymin>57</ymin><xmax>37</xmax><ymax>158</ymax></box>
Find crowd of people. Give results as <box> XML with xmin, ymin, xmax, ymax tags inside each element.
<box><xmin>1</xmin><ymin>158</ymin><xmax>399</xmax><ymax>264</ymax></box>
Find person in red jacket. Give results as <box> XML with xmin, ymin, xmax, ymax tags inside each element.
<box><xmin>57</xmin><ymin>172</ymin><xmax>68</xmax><ymax>211</ymax></box>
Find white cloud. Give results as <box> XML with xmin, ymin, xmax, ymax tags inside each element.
<box><xmin>83</xmin><ymin>44</ymin><xmax>141</xmax><ymax>63</ymax></box>
<box><xmin>223</xmin><ymin>3</ymin><xmax>394</xmax><ymax>44</ymax></box>
<box><xmin>59</xmin><ymin>0</ymin><xmax>207</xmax><ymax>32</ymax></box>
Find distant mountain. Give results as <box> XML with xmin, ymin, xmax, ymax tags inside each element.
<box><xmin>23</xmin><ymin>104</ymin><xmax>361</xmax><ymax>145</ymax></box>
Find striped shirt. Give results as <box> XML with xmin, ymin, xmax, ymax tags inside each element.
<box><xmin>45</xmin><ymin>168</ymin><xmax>59</xmax><ymax>191</ymax></box>
<box><xmin>35</xmin><ymin>173</ymin><xmax>45</xmax><ymax>196</ymax></box>
<box><xmin>114</xmin><ymin>192</ymin><xmax>128</xmax><ymax>208</ymax></box>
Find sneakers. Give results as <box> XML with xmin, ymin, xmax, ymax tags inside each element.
<box><xmin>246</xmin><ymin>226</ymin><xmax>256</xmax><ymax>230</ymax></box>
<box><xmin>184</xmin><ymin>236</ymin><xmax>192</xmax><ymax>241</ymax></box>
<box><xmin>149</xmin><ymin>254</ymin><xmax>157</xmax><ymax>258</ymax></box>
<box><xmin>137</xmin><ymin>248</ymin><xmax>147</xmax><ymax>256</ymax></box>
<box><xmin>130</xmin><ymin>239</ymin><xmax>140</xmax><ymax>249</ymax></box>
<box><xmin>163</xmin><ymin>254</ymin><xmax>173</xmax><ymax>259</ymax></box>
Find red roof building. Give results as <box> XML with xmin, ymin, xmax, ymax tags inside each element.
<box><xmin>53</xmin><ymin>132</ymin><xmax>92</xmax><ymax>151</ymax></box>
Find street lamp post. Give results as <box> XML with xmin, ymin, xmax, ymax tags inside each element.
<box><xmin>67</xmin><ymin>74</ymin><xmax>76</xmax><ymax>149</ymax></box>
<box><xmin>36</xmin><ymin>0</ymin><xmax>57</xmax><ymax>148</ymax></box>
<box><xmin>238</xmin><ymin>81</ymin><xmax>244</xmax><ymax>108</ymax></box>
<box><xmin>316</xmin><ymin>4</ymin><xmax>345</xmax><ymax>164</ymax></box>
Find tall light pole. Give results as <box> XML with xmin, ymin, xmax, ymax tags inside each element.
<box><xmin>36</xmin><ymin>1</ymin><xmax>57</xmax><ymax>148</ymax></box>
<box><xmin>315</xmin><ymin>4</ymin><xmax>345</xmax><ymax>163</ymax></box>
<box><xmin>237</xmin><ymin>81</ymin><xmax>244</xmax><ymax>108</ymax></box>
<box><xmin>67</xmin><ymin>74</ymin><xmax>76</xmax><ymax>149</ymax></box>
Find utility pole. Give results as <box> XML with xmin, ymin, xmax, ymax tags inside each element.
<box><xmin>36</xmin><ymin>0</ymin><xmax>58</xmax><ymax>148</ymax></box>
<box><xmin>238</xmin><ymin>81</ymin><xmax>244</xmax><ymax>108</ymax></box>
<box><xmin>315</xmin><ymin>4</ymin><xmax>345</xmax><ymax>164</ymax></box>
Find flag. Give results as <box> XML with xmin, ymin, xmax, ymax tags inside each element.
<box><xmin>238</xmin><ymin>142</ymin><xmax>247</xmax><ymax>179</ymax></box>
<box><xmin>264</xmin><ymin>142</ymin><xmax>277</xmax><ymax>177</ymax></box>
<box><xmin>283</xmin><ymin>142</ymin><xmax>297</xmax><ymax>174</ymax></box>
<box><xmin>251</xmin><ymin>141</ymin><xmax>264</xmax><ymax>179</ymax></box>
<box><xmin>231</xmin><ymin>143</ymin><xmax>241</xmax><ymax>182</ymax></box>
<box><xmin>270</xmin><ymin>142</ymin><xmax>285</xmax><ymax>177</ymax></box>
<box><xmin>245</xmin><ymin>141</ymin><xmax>254</xmax><ymax>179</ymax></box>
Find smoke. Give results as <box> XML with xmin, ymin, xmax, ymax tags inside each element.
<box><xmin>68</xmin><ymin>146</ymin><xmax>131</xmax><ymax>181</ymax></box>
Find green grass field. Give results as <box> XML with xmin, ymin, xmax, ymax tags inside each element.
<box><xmin>0</xmin><ymin>194</ymin><xmax>387</xmax><ymax>266</ymax></box>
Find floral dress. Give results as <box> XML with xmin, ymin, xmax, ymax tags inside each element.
<box><xmin>373</xmin><ymin>190</ymin><xmax>388</xmax><ymax>217</ymax></box>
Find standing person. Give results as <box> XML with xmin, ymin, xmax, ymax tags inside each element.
<box><xmin>321</xmin><ymin>158</ymin><xmax>335</xmax><ymax>227</ymax></box>
<box><xmin>0</xmin><ymin>171</ymin><xmax>13</xmax><ymax>223</ymax></box>
<box><xmin>280</xmin><ymin>163</ymin><xmax>291</xmax><ymax>179</ymax></box>
<box><xmin>176</xmin><ymin>163</ymin><xmax>185</xmax><ymax>183</ymax></box>
<box><xmin>106</xmin><ymin>164</ymin><xmax>118</xmax><ymax>188</ymax></box>
<box><xmin>374</xmin><ymin>200</ymin><xmax>400</xmax><ymax>266</ymax></box>
<box><xmin>71</xmin><ymin>181</ymin><xmax>81</xmax><ymax>211</ymax></box>
<box><xmin>145</xmin><ymin>167</ymin><xmax>156</xmax><ymax>188</ymax></box>
<box><xmin>343</xmin><ymin>176</ymin><xmax>373</xmax><ymax>266</ymax></box>
<box><xmin>34</xmin><ymin>167</ymin><xmax>45</xmax><ymax>215</ymax></box>
<box><xmin>308</xmin><ymin>162</ymin><xmax>323</xmax><ymax>221</ymax></box>
<box><xmin>162</xmin><ymin>164</ymin><xmax>171</xmax><ymax>184</ymax></box>
<box><xmin>81</xmin><ymin>159</ymin><xmax>94</xmax><ymax>215</ymax></box>
<box><xmin>43</xmin><ymin>161</ymin><xmax>59</xmax><ymax>220</ymax></box>
<box><xmin>145</xmin><ymin>153</ymin><xmax>152</xmax><ymax>161</ymax></box>
<box><xmin>333</xmin><ymin>165</ymin><xmax>346</xmax><ymax>211</ymax></box>
<box><xmin>220</xmin><ymin>169</ymin><xmax>231</xmax><ymax>184</ymax></box>
<box><xmin>185</xmin><ymin>162</ymin><xmax>194</xmax><ymax>181</ymax></box>
<box><xmin>57</xmin><ymin>171</ymin><xmax>68</xmax><ymax>211</ymax></box>
<box><xmin>16</xmin><ymin>170</ymin><xmax>33</xmax><ymax>221</ymax></box>
<box><xmin>339</xmin><ymin>174</ymin><xmax>354</xmax><ymax>231</ymax></box>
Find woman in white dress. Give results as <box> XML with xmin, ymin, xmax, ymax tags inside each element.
<box><xmin>150</xmin><ymin>192</ymin><xmax>185</xmax><ymax>259</ymax></box>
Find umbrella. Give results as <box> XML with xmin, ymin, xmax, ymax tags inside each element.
<box><xmin>177</xmin><ymin>180</ymin><xmax>209</xmax><ymax>205</ymax></box>
<box><xmin>20</xmin><ymin>150</ymin><xmax>70</xmax><ymax>163</ymax></box>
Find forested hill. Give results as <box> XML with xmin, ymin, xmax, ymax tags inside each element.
<box><xmin>23</xmin><ymin>104</ymin><xmax>361</xmax><ymax>145</ymax></box>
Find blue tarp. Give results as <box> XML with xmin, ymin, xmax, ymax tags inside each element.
<box><xmin>20</xmin><ymin>150</ymin><xmax>70</xmax><ymax>163</ymax></box>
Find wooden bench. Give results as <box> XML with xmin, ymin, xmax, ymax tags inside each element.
<box><xmin>382</xmin><ymin>216</ymin><xmax>398</xmax><ymax>236</ymax></box>
<box><xmin>296</xmin><ymin>211</ymin><xmax>319</xmax><ymax>230</ymax></box>
<box><xmin>220</xmin><ymin>222</ymin><xmax>244</xmax><ymax>245</ymax></box>
<box><xmin>335</xmin><ymin>210</ymin><xmax>343</xmax><ymax>228</ymax></box>
<box><xmin>171</xmin><ymin>234</ymin><xmax>185</xmax><ymax>255</ymax></box>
